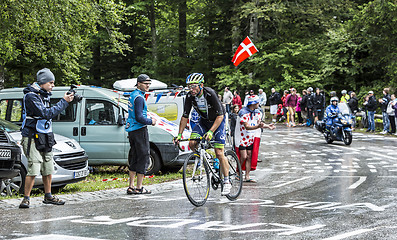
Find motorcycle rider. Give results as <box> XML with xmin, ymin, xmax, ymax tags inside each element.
<box><xmin>325</xmin><ymin>97</ymin><xmax>341</xmax><ymax>133</ymax></box>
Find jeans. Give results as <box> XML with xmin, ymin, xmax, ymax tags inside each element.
<box><xmin>382</xmin><ymin>112</ymin><xmax>390</xmax><ymax>132</ymax></box>
<box><xmin>226</xmin><ymin>104</ymin><xmax>231</xmax><ymax>115</ymax></box>
<box><xmin>389</xmin><ymin>115</ymin><xmax>396</xmax><ymax>133</ymax></box>
<box><xmin>368</xmin><ymin>111</ymin><xmax>375</xmax><ymax>131</ymax></box>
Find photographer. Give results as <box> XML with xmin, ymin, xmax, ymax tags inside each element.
<box><xmin>19</xmin><ymin>68</ymin><xmax>74</xmax><ymax>209</ymax></box>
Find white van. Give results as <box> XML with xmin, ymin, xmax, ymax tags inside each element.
<box><xmin>0</xmin><ymin>85</ymin><xmax>190</xmax><ymax>175</ymax></box>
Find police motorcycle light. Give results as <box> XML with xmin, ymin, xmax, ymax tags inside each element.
<box><xmin>341</xmin><ymin>119</ymin><xmax>348</xmax><ymax>125</ymax></box>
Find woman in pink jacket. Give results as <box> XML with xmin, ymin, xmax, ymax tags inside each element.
<box><xmin>285</xmin><ymin>88</ymin><xmax>298</xmax><ymax>127</ymax></box>
<box><xmin>296</xmin><ymin>93</ymin><xmax>303</xmax><ymax>125</ymax></box>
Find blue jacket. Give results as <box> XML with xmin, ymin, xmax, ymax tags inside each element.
<box><xmin>21</xmin><ymin>83</ymin><xmax>69</xmax><ymax>137</ymax></box>
<box><xmin>125</xmin><ymin>89</ymin><xmax>152</xmax><ymax>132</ymax></box>
<box><xmin>325</xmin><ymin>104</ymin><xmax>340</xmax><ymax>126</ymax></box>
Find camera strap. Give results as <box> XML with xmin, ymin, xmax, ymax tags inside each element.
<box><xmin>26</xmin><ymin>128</ymin><xmax>35</xmax><ymax>157</ymax></box>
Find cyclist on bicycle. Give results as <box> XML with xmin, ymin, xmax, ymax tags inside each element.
<box><xmin>174</xmin><ymin>73</ymin><xmax>231</xmax><ymax>195</ymax></box>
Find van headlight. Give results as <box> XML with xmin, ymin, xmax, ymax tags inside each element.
<box><xmin>52</xmin><ymin>148</ymin><xmax>62</xmax><ymax>153</ymax></box>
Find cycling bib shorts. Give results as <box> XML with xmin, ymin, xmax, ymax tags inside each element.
<box><xmin>190</xmin><ymin>118</ymin><xmax>226</xmax><ymax>148</ymax></box>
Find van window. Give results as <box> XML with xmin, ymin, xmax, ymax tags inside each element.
<box><xmin>85</xmin><ymin>100</ymin><xmax>119</xmax><ymax>125</ymax></box>
<box><xmin>0</xmin><ymin>100</ymin><xmax>8</xmax><ymax>120</ymax></box>
<box><xmin>148</xmin><ymin>103</ymin><xmax>178</xmax><ymax>121</ymax></box>
<box><xmin>50</xmin><ymin>99</ymin><xmax>78</xmax><ymax>122</ymax></box>
<box><xmin>0</xmin><ymin>99</ymin><xmax>23</xmax><ymax>122</ymax></box>
<box><xmin>10</xmin><ymin>100</ymin><xmax>23</xmax><ymax>122</ymax></box>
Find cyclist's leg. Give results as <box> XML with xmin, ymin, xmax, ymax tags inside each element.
<box><xmin>189</xmin><ymin>122</ymin><xmax>206</xmax><ymax>151</ymax></box>
<box><xmin>213</xmin><ymin>118</ymin><xmax>229</xmax><ymax>178</ymax></box>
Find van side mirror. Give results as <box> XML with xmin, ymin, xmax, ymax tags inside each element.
<box><xmin>117</xmin><ymin>114</ymin><xmax>125</xmax><ymax>126</ymax></box>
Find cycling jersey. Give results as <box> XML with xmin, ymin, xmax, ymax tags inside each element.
<box><xmin>183</xmin><ymin>87</ymin><xmax>225</xmax><ymax>121</ymax></box>
<box><xmin>183</xmin><ymin>87</ymin><xmax>226</xmax><ymax>148</ymax></box>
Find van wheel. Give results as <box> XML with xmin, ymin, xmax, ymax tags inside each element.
<box><xmin>146</xmin><ymin>148</ymin><xmax>162</xmax><ymax>175</ymax></box>
<box><xmin>0</xmin><ymin>166</ymin><xmax>26</xmax><ymax>196</ymax></box>
<box><xmin>161</xmin><ymin>166</ymin><xmax>182</xmax><ymax>174</ymax></box>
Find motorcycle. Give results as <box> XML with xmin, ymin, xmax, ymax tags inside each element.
<box><xmin>315</xmin><ymin>102</ymin><xmax>354</xmax><ymax>145</ymax></box>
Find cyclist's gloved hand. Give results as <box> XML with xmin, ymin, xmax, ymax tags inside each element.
<box><xmin>204</xmin><ymin>130</ymin><xmax>213</xmax><ymax>141</ymax></box>
<box><xmin>173</xmin><ymin>133</ymin><xmax>182</xmax><ymax>145</ymax></box>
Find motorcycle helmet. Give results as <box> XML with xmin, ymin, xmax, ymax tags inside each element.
<box><xmin>330</xmin><ymin>96</ymin><xmax>339</xmax><ymax>104</ymax></box>
<box><xmin>307</xmin><ymin>87</ymin><xmax>313</xmax><ymax>93</ymax></box>
<box><xmin>341</xmin><ymin>90</ymin><xmax>347</xmax><ymax>95</ymax></box>
<box><xmin>186</xmin><ymin>73</ymin><xmax>204</xmax><ymax>84</ymax></box>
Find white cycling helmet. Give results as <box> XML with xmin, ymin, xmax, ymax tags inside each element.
<box><xmin>330</xmin><ymin>96</ymin><xmax>339</xmax><ymax>104</ymax></box>
<box><xmin>186</xmin><ymin>73</ymin><xmax>204</xmax><ymax>84</ymax></box>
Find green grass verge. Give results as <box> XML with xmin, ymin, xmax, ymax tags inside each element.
<box><xmin>0</xmin><ymin>166</ymin><xmax>182</xmax><ymax>200</ymax></box>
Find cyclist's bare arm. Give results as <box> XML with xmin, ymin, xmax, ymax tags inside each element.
<box><xmin>178</xmin><ymin>116</ymin><xmax>189</xmax><ymax>136</ymax></box>
<box><xmin>209</xmin><ymin>115</ymin><xmax>224</xmax><ymax>134</ymax></box>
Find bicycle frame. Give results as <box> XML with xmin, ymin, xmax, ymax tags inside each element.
<box><xmin>191</xmin><ymin>140</ymin><xmax>222</xmax><ymax>186</ymax></box>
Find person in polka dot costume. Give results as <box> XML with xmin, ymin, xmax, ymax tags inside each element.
<box><xmin>237</xmin><ymin>95</ymin><xmax>275</xmax><ymax>182</ymax></box>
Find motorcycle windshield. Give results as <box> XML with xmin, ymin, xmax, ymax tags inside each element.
<box><xmin>338</xmin><ymin>102</ymin><xmax>352</xmax><ymax>115</ymax></box>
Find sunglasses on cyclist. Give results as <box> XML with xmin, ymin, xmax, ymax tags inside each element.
<box><xmin>188</xmin><ymin>84</ymin><xmax>200</xmax><ymax>89</ymax></box>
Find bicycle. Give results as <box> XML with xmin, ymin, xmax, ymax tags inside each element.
<box><xmin>177</xmin><ymin>137</ymin><xmax>243</xmax><ymax>207</ymax></box>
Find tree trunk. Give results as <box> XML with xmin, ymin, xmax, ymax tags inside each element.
<box><xmin>148</xmin><ymin>0</ymin><xmax>158</xmax><ymax>74</ymax></box>
<box><xmin>232</xmin><ymin>0</ymin><xmax>241</xmax><ymax>52</ymax></box>
<box><xmin>178</xmin><ymin>0</ymin><xmax>187</xmax><ymax>77</ymax></box>
<box><xmin>19</xmin><ymin>71</ymin><xmax>23</xmax><ymax>87</ymax></box>
<box><xmin>249</xmin><ymin>0</ymin><xmax>259</xmax><ymax>42</ymax></box>
<box><xmin>0</xmin><ymin>65</ymin><xmax>4</xmax><ymax>90</ymax></box>
<box><xmin>92</xmin><ymin>44</ymin><xmax>101</xmax><ymax>85</ymax></box>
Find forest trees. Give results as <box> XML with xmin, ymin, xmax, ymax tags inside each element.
<box><xmin>0</xmin><ymin>0</ymin><xmax>395</xmax><ymax>98</ymax></box>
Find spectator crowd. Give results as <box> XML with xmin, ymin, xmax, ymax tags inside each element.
<box><xmin>222</xmin><ymin>87</ymin><xmax>397</xmax><ymax>136</ymax></box>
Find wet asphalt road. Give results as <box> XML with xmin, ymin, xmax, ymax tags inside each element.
<box><xmin>1</xmin><ymin>126</ymin><xmax>397</xmax><ymax>240</ymax></box>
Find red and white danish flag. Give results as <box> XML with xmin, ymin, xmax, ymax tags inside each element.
<box><xmin>232</xmin><ymin>36</ymin><xmax>258</xmax><ymax>67</ymax></box>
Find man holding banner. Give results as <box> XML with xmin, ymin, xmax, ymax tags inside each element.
<box><xmin>235</xmin><ymin>95</ymin><xmax>275</xmax><ymax>182</ymax></box>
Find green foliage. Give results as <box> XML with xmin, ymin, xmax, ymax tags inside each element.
<box><xmin>0</xmin><ymin>0</ymin><xmax>395</xmax><ymax>102</ymax></box>
<box><xmin>348</xmin><ymin>0</ymin><xmax>397</xmax><ymax>84</ymax></box>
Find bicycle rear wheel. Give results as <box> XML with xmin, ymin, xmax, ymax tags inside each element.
<box><xmin>224</xmin><ymin>150</ymin><xmax>243</xmax><ymax>200</ymax></box>
<box><xmin>183</xmin><ymin>152</ymin><xmax>210</xmax><ymax>207</ymax></box>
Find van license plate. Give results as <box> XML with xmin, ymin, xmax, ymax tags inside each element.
<box><xmin>0</xmin><ymin>149</ymin><xmax>11</xmax><ymax>158</ymax></box>
<box><xmin>74</xmin><ymin>169</ymin><xmax>89</xmax><ymax>179</ymax></box>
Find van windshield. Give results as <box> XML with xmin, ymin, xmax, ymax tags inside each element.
<box><xmin>0</xmin><ymin>118</ymin><xmax>20</xmax><ymax>132</ymax></box>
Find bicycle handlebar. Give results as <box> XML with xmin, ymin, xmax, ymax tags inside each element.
<box><xmin>173</xmin><ymin>137</ymin><xmax>214</xmax><ymax>152</ymax></box>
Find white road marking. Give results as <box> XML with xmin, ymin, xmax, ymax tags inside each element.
<box><xmin>348</xmin><ymin>176</ymin><xmax>367</xmax><ymax>189</ymax></box>
<box><xmin>21</xmin><ymin>216</ymin><xmax>82</xmax><ymax>224</ymax></box>
<box><xmin>267</xmin><ymin>177</ymin><xmax>310</xmax><ymax>188</ymax></box>
<box><xmin>322</xmin><ymin>228</ymin><xmax>375</xmax><ymax>240</ymax></box>
<box><xmin>14</xmin><ymin>234</ymin><xmax>107</xmax><ymax>240</ymax></box>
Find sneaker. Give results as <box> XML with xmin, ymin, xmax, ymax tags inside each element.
<box><xmin>366</xmin><ymin>129</ymin><xmax>371</xmax><ymax>132</ymax></box>
<box><xmin>221</xmin><ymin>182</ymin><xmax>232</xmax><ymax>196</ymax></box>
<box><xmin>19</xmin><ymin>198</ymin><xmax>30</xmax><ymax>209</ymax></box>
<box><xmin>43</xmin><ymin>196</ymin><xmax>65</xmax><ymax>205</ymax></box>
<box><xmin>380</xmin><ymin>130</ymin><xmax>387</xmax><ymax>134</ymax></box>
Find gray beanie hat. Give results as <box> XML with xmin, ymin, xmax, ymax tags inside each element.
<box><xmin>37</xmin><ymin>68</ymin><xmax>55</xmax><ymax>85</ymax></box>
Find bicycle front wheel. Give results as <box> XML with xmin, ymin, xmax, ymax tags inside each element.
<box><xmin>224</xmin><ymin>150</ymin><xmax>243</xmax><ymax>200</ymax></box>
<box><xmin>183</xmin><ymin>152</ymin><xmax>210</xmax><ymax>207</ymax></box>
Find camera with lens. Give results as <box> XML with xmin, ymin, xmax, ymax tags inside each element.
<box><xmin>67</xmin><ymin>84</ymin><xmax>83</xmax><ymax>102</ymax></box>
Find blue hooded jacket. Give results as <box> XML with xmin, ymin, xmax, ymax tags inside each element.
<box><xmin>21</xmin><ymin>83</ymin><xmax>69</xmax><ymax>137</ymax></box>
